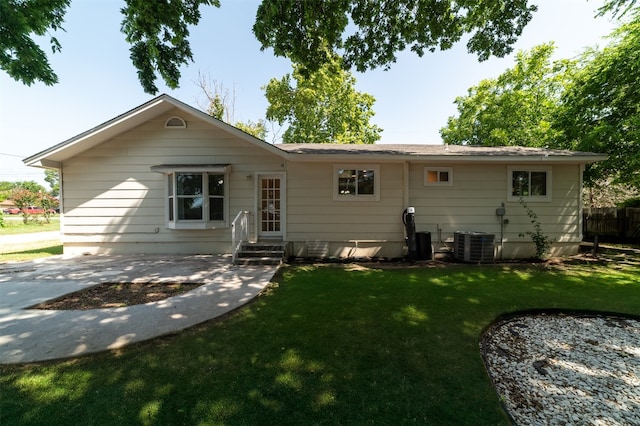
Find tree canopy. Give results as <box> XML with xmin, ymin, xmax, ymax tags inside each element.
<box><xmin>556</xmin><ymin>10</ymin><xmax>640</xmax><ymax>188</ymax></box>
<box><xmin>254</xmin><ymin>0</ymin><xmax>537</xmax><ymax>73</ymax></box>
<box><xmin>440</xmin><ymin>43</ymin><xmax>574</xmax><ymax>147</ymax></box>
<box><xmin>441</xmin><ymin>7</ymin><xmax>640</xmax><ymax>190</ymax></box>
<box><xmin>264</xmin><ymin>54</ymin><xmax>382</xmax><ymax>144</ymax></box>
<box><xmin>0</xmin><ymin>0</ymin><xmax>70</xmax><ymax>86</ymax></box>
<box><xmin>195</xmin><ymin>74</ymin><xmax>268</xmax><ymax>140</ymax></box>
<box><xmin>1</xmin><ymin>0</ymin><xmax>218</xmax><ymax>94</ymax></box>
<box><xmin>3</xmin><ymin>0</ymin><xmax>541</xmax><ymax>94</ymax></box>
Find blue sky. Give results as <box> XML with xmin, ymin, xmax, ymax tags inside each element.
<box><xmin>0</xmin><ymin>0</ymin><xmax>618</xmax><ymax>186</ymax></box>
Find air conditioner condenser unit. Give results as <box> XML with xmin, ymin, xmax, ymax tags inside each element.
<box><xmin>453</xmin><ymin>231</ymin><xmax>495</xmax><ymax>263</ymax></box>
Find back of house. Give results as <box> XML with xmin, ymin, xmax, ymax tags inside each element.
<box><xmin>24</xmin><ymin>95</ymin><xmax>605</xmax><ymax>261</ymax></box>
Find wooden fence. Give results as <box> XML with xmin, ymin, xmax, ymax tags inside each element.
<box><xmin>583</xmin><ymin>207</ymin><xmax>640</xmax><ymax>241</ymax></box>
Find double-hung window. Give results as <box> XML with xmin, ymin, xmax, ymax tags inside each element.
<box><xmin>333</xmin><ymin>164</ymin><xmax>380</xmax><ymax>201</ymax></box>
<box><xmin>152</xmin><ymin>165</ymin><xmax>230</xmax><ymax>229</ymax></box>
<box><xmin>508</xmin><ymin>166</ymin><xmax>552</xmax><ymax>202</ymax></box>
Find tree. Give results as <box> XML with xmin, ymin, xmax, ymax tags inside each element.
<box><xmin>556</xmin><ymin>11</ymin><xmax>640</xmax><ymax>188</ymax></box>
<box><xmin>44</xmin><ymin>169</ymin><xmax>60</xmax><ymax>197</ymax></box>
<box><xmin>254</xmin><ymin>0</ymin><xmax>538</xmax><ymax>74</ymax></box>
<box><xmin>10</xmin><ymin>188</ymin><xmax>38</xmax><ymax>224</ymax></box>
<box><xmin>234</xmin><ymin>120</ymin><xmax>268</xmax><ymax>141</ymax></box>
<box><xmin>264</xmin><ymin>53</ymin><xmax>382</xmax><ymax>144</ymax></box>
<box><xmin>3</xmin><ymin>0</ymin><xmax>538</xmax><ymax>94</ymax></box>
<box><xmin>9</xmin><ymin>187</ymin><xmax>59</xmax><ymax>224</ymax></box>
<box><xmin>38</xmin><ymin>192</ymin><xmax>59</xmax><ymax>223</ymax></box>
<box><xmin>440</xmin><ymin>6</ymin><xmax>640</xmax><ymax>191</ymax></box>
<box><xmin>0</xmin><ymin>0</ymin><xmax>69</xmax><ymax>86</ymax></box>
<box><xmin>440</xmin><ymin>43</ymin><xmax>574</xmax><ymax>147</ymax></box>
<box><xmin>14</xmin><ymin>181</ymin><xmax>46</xmax><ymax>193</ymax></box>
<box><xmin>1</xmin><ymin>0</ymin><xmax>218</xmax><ymax>94</ymax></box>
<box><xmin>0</xmin><ymin>181</ymin><xmax>12</xmax><ymax>201</ymax></box>
<box><xmin>195</xmin><ymin>73</ymin><xmax>268</xmax><ymax>140</ymax></box>
<box><xmin>598</xmin><ymin>0</ymin><xmax>639</xmax><ymax>18</ymax></box>
<box><xmin>7</xmin><ymin>1</ymin><xmax>637</xmax><ymax>95</ymax></box>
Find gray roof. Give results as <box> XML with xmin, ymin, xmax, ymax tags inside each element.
<box><xmin>276</xmin><ymin>143</ymin><xmax>605</xmax><ymax>162</ymax></box>
<box><xmin>23</xmin><ymin>93</ymin><xmax>606</xmax><ymax>169</ymax></box>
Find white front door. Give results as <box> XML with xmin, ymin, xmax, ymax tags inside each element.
<box><xmin>258</xmin><ymin>175</ymin><xmax>284</xmax><ymax>239</ymax></box>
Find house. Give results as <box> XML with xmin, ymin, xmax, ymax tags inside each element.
<box><xmin>24</xmin><ymin>94</ymin><xmax>605</xmax><ymax>260</ymax></box>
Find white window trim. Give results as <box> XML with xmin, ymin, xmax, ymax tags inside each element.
<box><xmin>424</xmin><ymin>167</ymin><xmax>453</xmax><ymax>187</ymax></box>
<box><xmin>333</xmin><ymin>164</ymin><xmax>380</xmax><ymax>201</ymax></box>
<box><xmin>152</xmin><ymin>165</ymin><xmax>230</xmax><ymax>229</ymax></box>
<box><xmin>507</xmin><ymin>165</ymin><xmax>552</xmax><ymax>202</ymax></box>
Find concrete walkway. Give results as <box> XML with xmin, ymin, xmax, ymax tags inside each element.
<box><xmin>0</xmin><ymin>254</ymin><xmax>279</xmax><ymax>364</ymax></box>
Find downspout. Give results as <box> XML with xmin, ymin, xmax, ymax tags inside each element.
<box><xmin>496</xmin><ymin>202</ymin><xmax>506</xmax><ymax>260</ymax></box>
<box><xmin>403</xmin><ymin>161</ymin><xmax>410</xmax><ymax>257</ymax></box>
<box><xmin>579</xmin><ymin>164</ymin><xmax>585</xmax><ymax>243</ymax></box>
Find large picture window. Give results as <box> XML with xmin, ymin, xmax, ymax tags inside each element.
<box><xmin>167</xmin><ymin>172</ymin><xmax>226</xmax><ymax>226</ymax></box>
<box><xmin>508</xmin><ymin>166</ymin><xmax>551</xmax><ymax>202</ymax></box>
<box><xmin>333</xmin><ymin>164</ymin><xmax>380</xmax><ymax>201</ymax></box>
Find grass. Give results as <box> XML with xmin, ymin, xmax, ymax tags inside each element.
<box><xmin>0</xmin><ymin>216</ymin><xmax>61</xmax><ymax>261</ymax></box>
<box><xmin>1</xmin><ymin>259</ymin><xmax>639</xmax><ymax>425</ymax></box>
<box><xmin>0</xmin><ymin>243</ymin><xmax>63</xmax><ymax>262</ymax></box>
<box><xmin>0</xmin><ymin>215</ymin><xmax>60</xmax><ymax>234</ymax></box>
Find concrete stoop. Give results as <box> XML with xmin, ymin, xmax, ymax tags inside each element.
<box><xmin>234</xmin><ymin>242</ymin><xmax>285</xmax><ymax>266</ymax></box>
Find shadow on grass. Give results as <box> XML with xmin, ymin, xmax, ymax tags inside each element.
<box><xmin>0</xmin><ymin>245</ymin><xmax>63</xmax><ymax>262</ymax></box>
<box><xmin>1</xmin><ymin>261</ymin><xmax>638</xmax><ymax>425</ymax></box>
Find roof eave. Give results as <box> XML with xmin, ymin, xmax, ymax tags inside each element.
<box><xmin>283</xmin><ymin>153</ymin><xmax>608</xmax><ymax>164</ymax></box>
<box><xmin>24</xmin><ymin>94</ymin><xmax>288</xmax><ymax>167</ymax></box>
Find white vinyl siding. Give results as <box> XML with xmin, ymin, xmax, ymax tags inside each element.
<box><xmin>409</xmin><ymin>163</ymin><xmax>582</xmax><ymax>258</ymax></box>
<box><xmin>287</xmin><ymin>162</ymin><xmax>403</xmax><ymax>257</ymax></box>
<box><xmin>58</xmin><ymin>107</ymin><xmax>587</xmax><ymax>259</ymax></box>
<box><xmin>61</xmin><ymin>109</ymin><xmax>282</xmax><ymax>254</ymax></box>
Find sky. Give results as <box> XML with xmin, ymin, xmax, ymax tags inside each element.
<box><xmin>0</xmin><ymin>0</ymin><xmax>619</xmax><ymax>187</ymax></box>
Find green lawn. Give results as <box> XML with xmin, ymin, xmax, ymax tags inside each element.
<box><xmin>0</xmin><ymin>215</ymin><xmax>60</xmax><ymax>234</ymax></box>
<box><xmin>0</xmin><ymin>243</ymin><xmax>63</xmax><ymax>262</ymax></box>
<box><xmin>1</xmin><ymin>259</ymin><xmax>639</xmax><ymax>425</ymax></box>
<box><xmin>0</xmin><ymin>217</ymin><xmax>61</xmax><ymax>261</ymax></box>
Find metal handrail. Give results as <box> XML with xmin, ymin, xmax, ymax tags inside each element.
<box><xmin>231</xmin><ymin>210</ymin><xmax>250</xmax><ymax>263</ymax></box>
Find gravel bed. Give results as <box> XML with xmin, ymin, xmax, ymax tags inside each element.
<box><xmin>481</xmin><ymin>314</ymin><xmax>640</xmax><ymax>425</ymax></box>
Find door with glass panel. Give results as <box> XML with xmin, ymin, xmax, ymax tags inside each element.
<box><xmin>258</xmin><ymin>175</ymin><xmax>283</xmax><ymax>238</ymax></box>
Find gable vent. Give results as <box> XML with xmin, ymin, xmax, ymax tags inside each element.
<box><xmin>165</xmin><ymin>116</ymin><xmax>186</xmax><ymax>128</ymax></box>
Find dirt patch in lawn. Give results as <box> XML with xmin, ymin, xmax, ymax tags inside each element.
<box><xmin>31</xmin><ymin>282</ymin><xmax>203</xmax><ymax>310</ymax></box>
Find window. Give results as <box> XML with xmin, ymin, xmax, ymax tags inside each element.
<box><xmin>167</xmin><ymin>172</ymin><xmax>227</xmax><ymax>227</ymax></box>
<box><xmin>152</xmin><ymin>164</ymin><xmax>230</xmax><ymax>229</ymax></box>
<box><xmin>424</xmin><ymin>167</ymin><xmax>453</xmax><ymax>186</ymax></box>
<box><xmin>508</xmin><ymin>166</ymin><xmax>551</xmax><ymax>201</ymax></box>
<box><xmin>333</xmin><ymin>164</ymin><xmax>380</xmax><ymax>201</ymax></box>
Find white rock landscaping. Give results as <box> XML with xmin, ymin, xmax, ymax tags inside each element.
<box><xmin>481</xmin><ymin>314</ymin><xmax>640</xmax><ymax>425</ymax></box>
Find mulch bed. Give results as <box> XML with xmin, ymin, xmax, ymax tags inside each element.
<box><xmin>31</xmin><ymin>282</ymin><xmax>203</xmax><ymax>310</ymax></box>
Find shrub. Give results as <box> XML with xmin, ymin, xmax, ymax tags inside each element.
<box><xmin>619</xmin><ymin>197</ymin><xmax>640</xmax><ymax>208</ymax></box>
<box><xmin>518</xmin><ymin>197</ymin><xmax>553</xmax><ymax>260</ymax></box>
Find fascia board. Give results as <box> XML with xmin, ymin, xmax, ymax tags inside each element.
<box><xmin>282</xmin><ymin>153</ymin><xmax>608</xmax><ymax>164</ymax></box>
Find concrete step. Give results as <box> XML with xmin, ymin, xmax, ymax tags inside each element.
<box><xmin>234</xmin><ymin>257</ymin><xmax>283</xmax><ymax>266</ymax></box>
<box><xmin>234</xmin><ymin>242</ymin><xmax>285</xmax><ymax>266</ymax></box>
<box><xmin>241</xmin><ymin>243</ymin><xmax>285</xmax><ymax>251</ymax></box>
<box><xmin>237</xmin><ymin>249</ymin><xmax>285</xmax><ymax>258</ymax></box>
